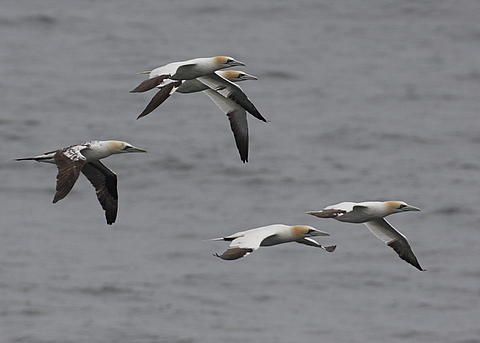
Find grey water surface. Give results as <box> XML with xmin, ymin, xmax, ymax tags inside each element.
<box><xmin>1</xmin><ymin>0</ymin><xmax>480</xmax><ymax>342</ymax></box>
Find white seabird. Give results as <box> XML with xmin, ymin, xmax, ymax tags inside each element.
<box><xmin>133</xmin><ymin>64</ymin><xmax>267</xmax><ymax>163</ymax></box>
<box><xmin>130</xmin><ymin>56</ymin><xmax>245</xmax><ymax>94</ymax></box>
<box><xmin>207</xmin><ymin>224</ymin><xmax>336</xmax><ymax>260</ymax></box>
<box><xmin>305</xmin><ymin>201</ymin><xmax>424</xmax><ymax>271</ymax></box>
<box><xmin>15</xmin><ymin>140</ymin><xmax>147</xmax><ymax>225</ymax></box>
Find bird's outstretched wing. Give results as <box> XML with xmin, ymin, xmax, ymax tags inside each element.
<box><xmin>364</xmin><ymin>218</ymin><xmax>424</xmax><ymax>271</ymax></box>
<box><xmin>81</xmin><ymin>161</ymin><xmax>118</xmax><ymax>225</ymax></box>
<box><xmin>197</xmin><ymin>74</ymin><xmax>267</xmax><ymax>122</ymax></box>
<box><xmin>53</xmin><ymin>147</ymin><xmax>87</xmax><ymax>203</ymax></box>
<box><xmin>130</xmin><ymin>74</ymin><xmax>171</xmax><ymax>93</ymax></box>
<box><xmin>203</xmin><ymin>88</ymin><xmax>249</xmax><ymax>162</ymax></box>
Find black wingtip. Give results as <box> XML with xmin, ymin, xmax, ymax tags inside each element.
<box><xmin>325</xmin><ymin>245</ymin><xmax>337</xmax><ymax>252</ymax></box>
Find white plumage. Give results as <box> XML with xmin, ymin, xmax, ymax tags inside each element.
<box><xmin>208</xmin><ymin>224</ymin><xmax>336</xmax><ymax>260</ymax></box>
<box><xmin>306</xmin><ymin>201</ymin><xmax>424</xmax><ymax>271</ymax></box>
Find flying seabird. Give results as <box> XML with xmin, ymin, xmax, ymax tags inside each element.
<box><xmin>130</xmin><ymin>56</ymin><xmax>245</xmax><ymax>94</ymax></box>
<box><xmin>134</xmin><ymin>70</ymin><xmax>259</xmax><ymax>119</ymax></box>
<box><xmin>15</xmin><ymin>140</ymin><xmax>147</xmax><ymax>225</ymax></box>
<box><xmin>305</xmin><ymin>201</ymin><xmax>424</xmax><ymax>271</ymax></box>
<box><xmin>207</xmin><ymin>224</ymin><xmax>336</xmax><ymax>260</ymax></box>
<box><xmin>133</xmin><ymin>66</ymin><xmax>267</xmax><ymax>162</ymax></box>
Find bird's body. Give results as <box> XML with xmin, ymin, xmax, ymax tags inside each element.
<box><xmin>306</xmin><ymin>201</ymin><xmax>424</xmax><ymax>271</ymax></box>
<box><xmin>16</xmin><ymin>140</ymin><xmax>146</xmax><ymax>225</ymax></box>
<box><xmin>208</xmin><ymin>224</ymin><xmax>336</xmax><ymax>260</ymax></box>
<box><xmin>131</xmin><ymin>56</ymin><xmax>245</xmax><ymax>93</ymax></box>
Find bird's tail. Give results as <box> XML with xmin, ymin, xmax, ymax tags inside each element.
<box><xmin>15</xmin><ymin>155</ymin><xmax>52</xmax><ymax>162</ymax></box>
<box><xmin>15</xmin><ymin>157</ymin><xmax>35</xmax><ymax>161</ymax></box>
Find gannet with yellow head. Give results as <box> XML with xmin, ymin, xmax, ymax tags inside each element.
<box><xmin>305</xmin><ymin>201</ymin><xmax>424</xmax><ymax>271</ymax></box>
<box><xmin>130</xmin><ymin>56</ymin><xmax>245</xmax><ymax>93</ymax></box>
<box><xmin>207</xmin><ymin>224</ymin><xmax>336</xmax><ymax>260</ymax></box>
<box><xmin>133</xmin><ymin>63</ymin><xmax>267</xmax><ymax>163</ymax></box>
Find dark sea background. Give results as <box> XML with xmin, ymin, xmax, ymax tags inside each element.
<box><xmin>1</xmin><ymin>0</ymin><xmax>480</xmax><ymax>342</ymax></box>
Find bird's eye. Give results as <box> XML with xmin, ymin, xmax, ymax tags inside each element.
<box><xmin>398</xmin><ymin>204</ymin><xmax>407</xmax><ymax>209</ymax></box>
<box><xmin>307</xmin><ymin>229</ymin><xmax>315</xmax><ymax>234</ymax></box>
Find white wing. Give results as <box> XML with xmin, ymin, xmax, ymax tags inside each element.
<box><xmin>149</xmin><ymin>61</ymin><xmax>184</xmax><ymax>78</ymax></box>
<box><xmin>131</xmin><ymin>63</ymin><xmax>183</xmax><ymax>93</ymax></box>
<box><xmin>324</xmin><ymin>202</ymin><xmax>359</xmax><ymax>212</ymax></box>
<box><xmin>229</xmin><ymin>225</ymin><xmax>283</xmax><ymax>250</ymax></box>
<box><xmin>197</xmin><ymin>74</ymin><xmax>267</xmax><ymax>122</ymax></box>
<box><xmin>215</xmin><ymin>225</ymin><xmax>285</xmax><ymax>260</ymax></box>
<box><xmin>308</xmin><ymin>202</ymin><xmax>370</xmax><ymax>221</ymax></box>
<box><xmin>203</xmin><ymin>88</ymin><xmax>249</xmax><ymax>163</ymax></box>
<box><xmin>364</xmin><ymin>218</ymin><xmax>424</xmax><ymax>271</ymax></box>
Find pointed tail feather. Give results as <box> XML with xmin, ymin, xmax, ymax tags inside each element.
<box><xmin>15</xmin><ymin>157</ymin><xmax>37</xmax><ymax>161</ymax></box>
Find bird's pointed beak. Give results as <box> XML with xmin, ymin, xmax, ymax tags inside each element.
<box><xmin>128</xmin><ymin>146</ymin><xmax>147</xmax><ymax>153</ymax></box>
<box><xmin>311</xmin><ymin>229</ymin><xmax>330</xmax><ymax>236</ymax></box>
<box><xmin>405</xmin><ymin>205</ymin><xmax>421</xmax><ymax>212</ymax></box>
<box><xmin>230</xmin><ymin>59</ymin><xmax>245</xmax><ymax>67</ymax></box>
<box><xmin>242</xmin><ymin>73</ymin><xmax>258</xmax><ymax>80</ymax></box>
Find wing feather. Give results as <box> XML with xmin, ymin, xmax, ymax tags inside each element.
<box><xmin>203</xmin><ymin>89</ymin><xmax>248</xmax><ymax>162</ymax></box>
<box><xmin>136</xmin><ymin>80</ymin><xmax>183</xmax><ymax>119</ymax></box>
<box><xmin>130</xmin><ymin>74</ymin><xmax>170</xmax><ymax>93</ymax></box>
<box><xmin>214</xmin><ymin>225</ymin><xmax>282</xmax><ymax>260</ymax></box>
<box><xmin>81</xmin><ymin>161</ymin><xmax>118</xmax><ymax>225</ymax></box>
<box><xmin>53</xmin><ymin>149</ymin><xmax>86</xmax><ymax>203</ymax></box>
<box><xmin>197</xmin><ymin>74</ymin><xmax>267</xmax><ymax>122</ymax></box>
<box><xmin>364</xmin><ymin>218</ymin><xmax>424</xmax><ymax>271</ymax></box>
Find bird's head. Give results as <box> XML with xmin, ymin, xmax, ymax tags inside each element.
<box><xmin>108</xmin><ymin>141</ymin><xmax>147</xmax><ymax>154</ymax></box>
<box><xmin>219</xmin><ymin>70</ymin><xmax>258</xmax><ymax>82</ymax></box>
<box><xmin>385</xmin><ymin>201</ymin><xmax>421</xmax><ymax>214</ymax></box>
<box><xmin>213</xmin><ymin>56</ymin><xmax>245</xmax><ymax>68</ymax></box>
<box><xmin>292</xmin><ymin>225</ymin><xmax>330</xmax><ymax>238</ymax></box>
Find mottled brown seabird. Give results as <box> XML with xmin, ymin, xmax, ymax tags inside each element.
<box><xmin>15</xmin><ymin>140</ymin><xmax>146</xmax><ymax>225</ymax></box>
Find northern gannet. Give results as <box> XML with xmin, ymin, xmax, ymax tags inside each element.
<box><xmin>135</xmin><ymin>70</ymin><xmax>258</xmax><ymax>120</ymax></box>
<box><xmin>15</xmin><ymin>140</ymin><xmax>147</xmax><ymax>225</ymax></box>
<box><xmin>134</xmin><ymin>67</ymin><xmax>267</xmax><ymax>162</ymax></box>
<box><xmin>207</xmin><ymin>224</ymin><xmax>336</xmax><ymax>260</ymax></box>
<box><xmin>305</xmin><ymin>201</ymin><xmax>424</xmax><ymax>271</ymax></box>
<box><xmin>130</xmin><ymin>56</ymin><xmax>245</xmax><ymax>93</ymax></box>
